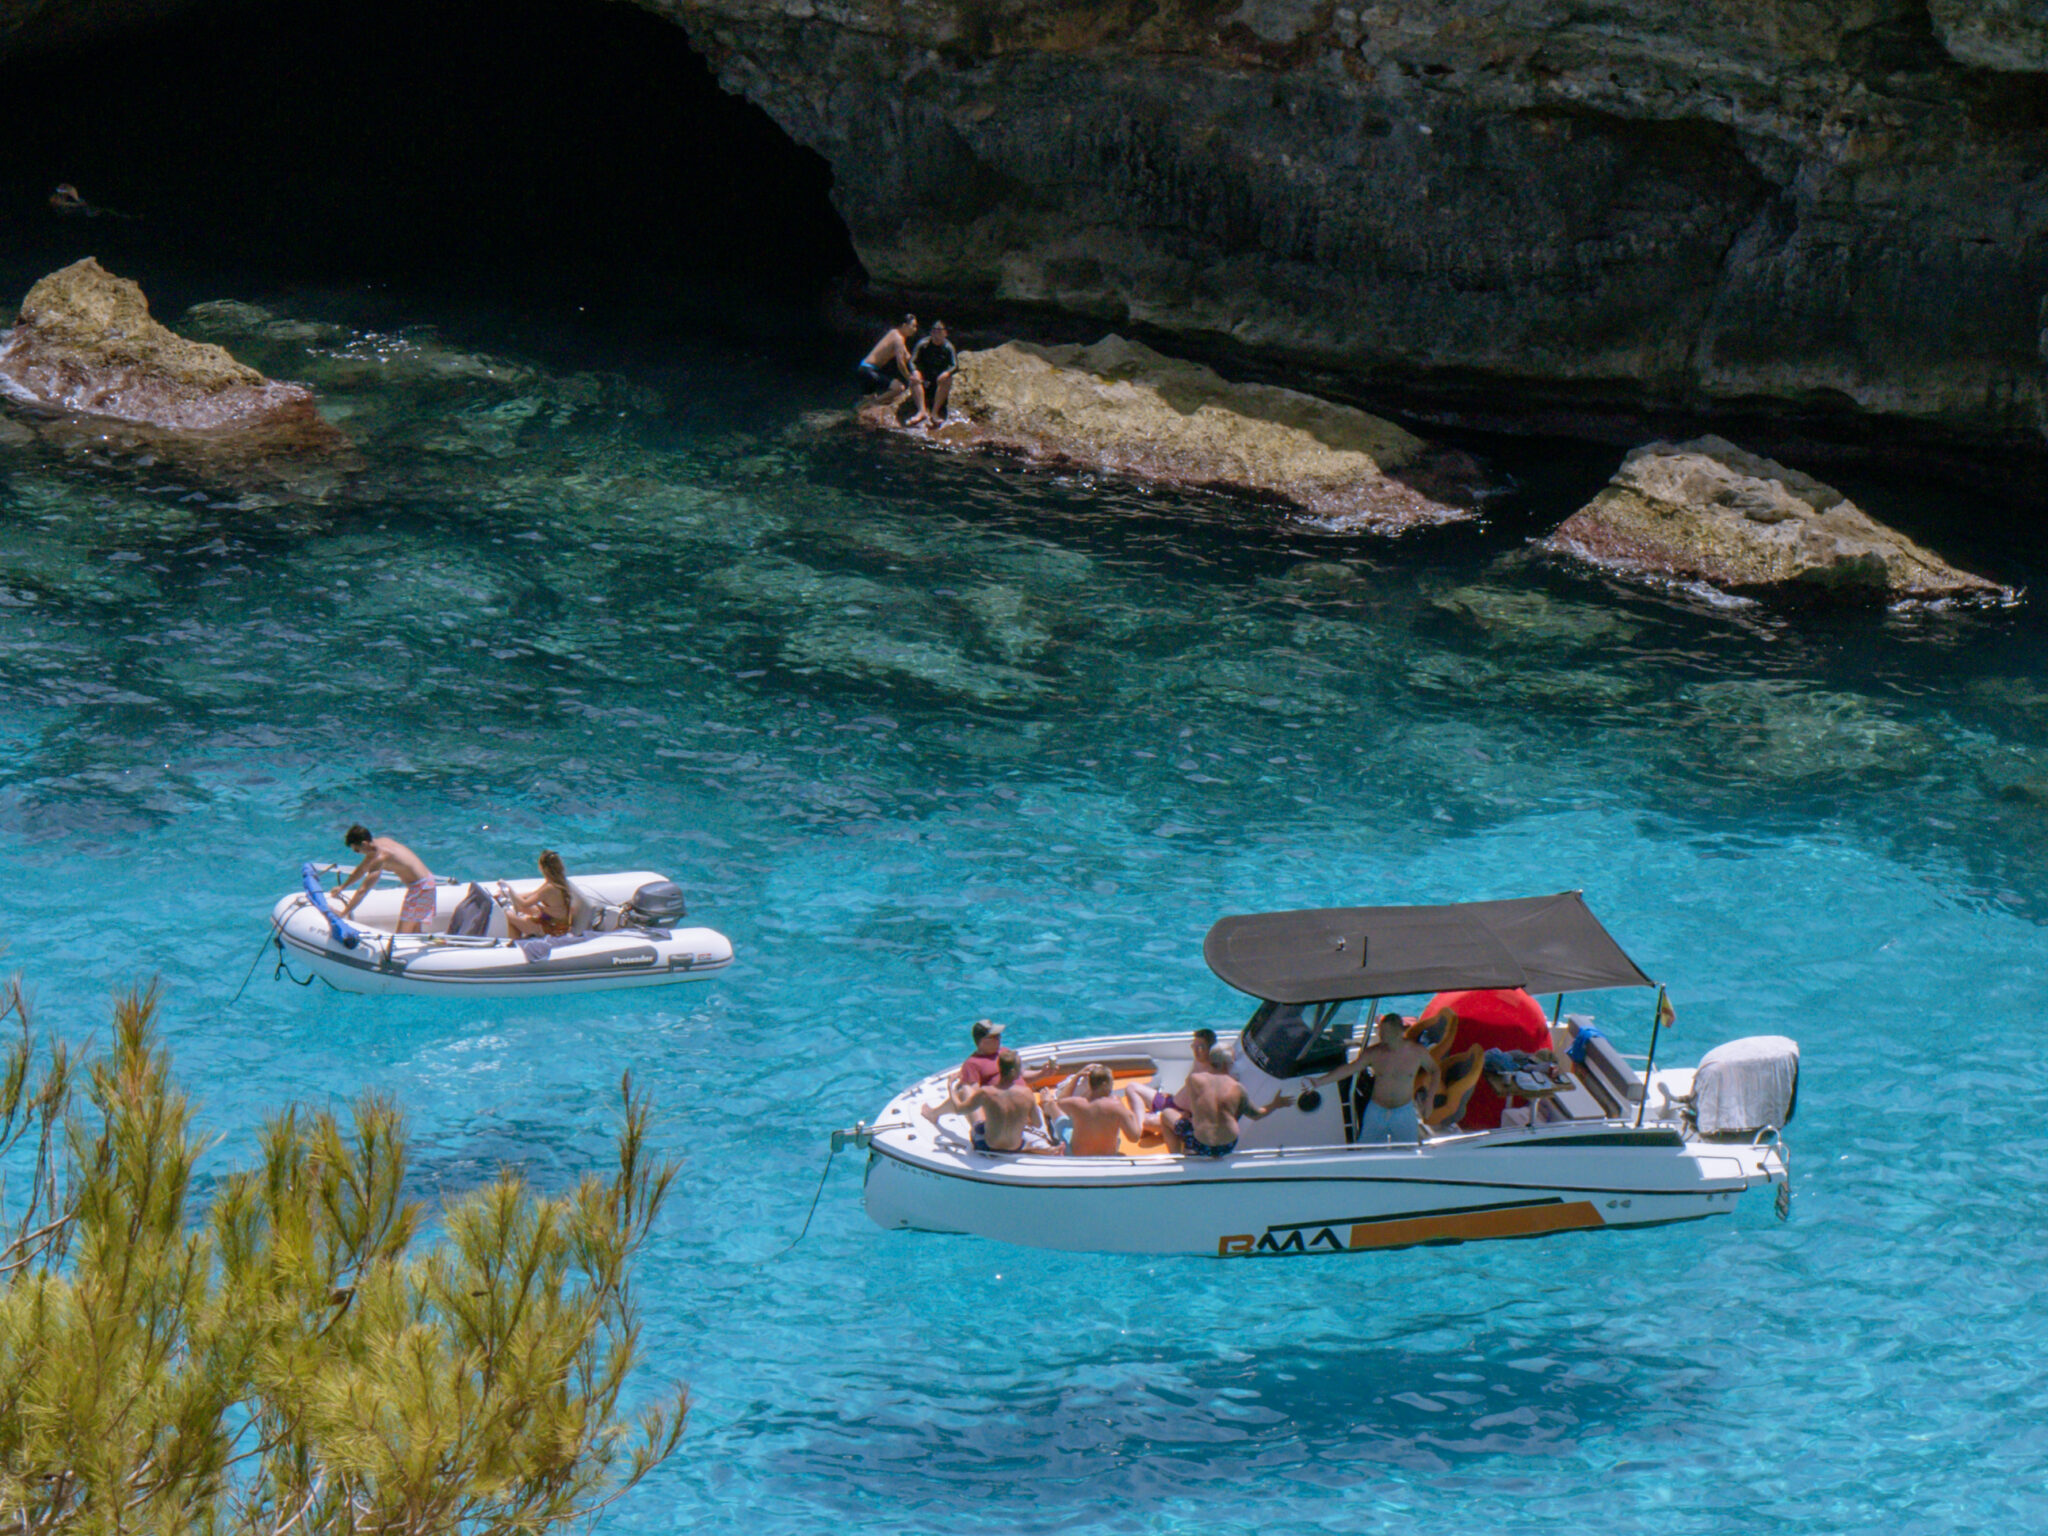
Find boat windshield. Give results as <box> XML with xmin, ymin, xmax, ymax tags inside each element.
<box><xmin>1240</xmin><ymin>998</ymin><xmax>1360</xmax><ymax>1078</ymax></box>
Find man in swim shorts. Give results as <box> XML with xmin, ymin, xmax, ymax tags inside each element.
<box><xmin>857</xmin><ymin>314</ymin><xmax>929</xmax><ymax>425</ymax></box>
<box><xmin>1311</xmin><ymin>1013</ymin><xmax>1440</xmax><ymax>1145</ymax></box>
<box><xmin>1163</xmin><ymin>1046</ymin><xmax>1291</xmax><ymax>1158</ymax></box>
<box><xmin>1042</xmin><ymin>1062</ymin><xmax>1144</xmax><ymax>1156</ymax></box>
<box><xmin>1123</xmin><ymin>1027</ymin><xmax>1217</xmax><ymax>1132</ymax></box>
<box><xmin>330</xmin><ymin>824</ymin><xmax>438</xmax><ymax>934</ymax></box>
<box><xmin>944</xmin><ymin>1049</ymin><xmax>1056</xmax><ymax>1154</ymax></box>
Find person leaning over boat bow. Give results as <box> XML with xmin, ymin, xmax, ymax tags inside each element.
<box><xmin>1311</xmin><ymin>1013</ymin><xmax>1440</xmax><ymax>1146</ymax></box>
<box><xmin>1162</xmin><ymin>1047</ymin><xmax>1292</xmax><ymax>1158</ymax></box>
<box><xmin>330</xmin><ymin>825</ymin><xmax>437</xmax><ymax>933</ymax></box>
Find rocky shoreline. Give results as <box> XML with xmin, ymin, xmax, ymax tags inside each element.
<box><xmin>9</xmin><ymin>1</ymin><xmax>2048</xmax><ymax>467</ymax></box>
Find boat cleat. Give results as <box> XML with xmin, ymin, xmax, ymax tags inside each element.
<box><xmin>831</xmin><ymin>1122</ymin><xmax>873</xmax><ymax>1152</ymax></box>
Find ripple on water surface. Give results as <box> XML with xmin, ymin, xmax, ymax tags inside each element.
<box><xmin>2</xmin><ymin>292</ymin><xmax>2047</xmax><ymax>1534</ymax></box>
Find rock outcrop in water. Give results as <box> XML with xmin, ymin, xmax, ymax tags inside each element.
<box><xmin>0</xmin><ymin>259</ymin><xmax>338</xmax><ymax>440</ymax></box>
<box><xmin>1545</xmin><ymin>436</ymin><xmax>2010</xmax><ymax>601</ymax></box>
<box><xmin>865</xmin><ymin>335</ymin><xmax>1476</xmax><ymax>529</ymax></box>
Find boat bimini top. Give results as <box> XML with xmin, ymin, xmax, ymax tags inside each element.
<box><xmin>1202</xmin><ymin>890</ymin><xmax>1653</xmax><ymax>1004</ymax></box>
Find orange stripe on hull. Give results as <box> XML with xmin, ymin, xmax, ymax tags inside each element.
<box><xmin>1348</xmin><ymin>1201</ymin><xmax>1606</xmax><ymax>1250</ymax></box>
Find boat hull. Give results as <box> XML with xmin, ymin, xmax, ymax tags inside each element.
<box><xmin>861</xmin><ymin>1033</ymin><xmax>1788</xmax><ymax>1257</ymax></box>
<box><xmin>270</xmin><ymin>870</ymin><xmax>734</xmax><ymax>998</ymax></box>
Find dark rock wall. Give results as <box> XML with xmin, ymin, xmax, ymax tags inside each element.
<box><xmin>0</xmin><ymin>0</ymin><xmax>212</xmax><ymax>60</ymax></box>
<box><xmin>7</xmin><ymin>0</ymin><xmax>2048</xmax><ymax>451</ymax></box>
<box><xmin>655</xmin><ymin>0</ymin><xmax>2048</xmax><ymax>450</ymax></box>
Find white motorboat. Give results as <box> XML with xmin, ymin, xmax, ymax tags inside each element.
<box><xmin>853</xmin><ymin>893</ymin><xmax>1795</xmax><ymax>1257</ymax></box>
<box><xmin>269</xmin><ymin>864</ymin><xmax>734</xmax><ymax>997</ymax></box>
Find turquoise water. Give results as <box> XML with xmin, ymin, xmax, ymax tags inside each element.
<box><xmin>4</xmin><ymin>282</ymin><xmax>2048</xmax><ymax>1534</ymax></box>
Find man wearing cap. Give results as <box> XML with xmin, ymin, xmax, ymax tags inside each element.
<box><xmin>959</xmin><ymin>1018</ymin><xmax>1007</xmax><ymax>1088</ymax></box>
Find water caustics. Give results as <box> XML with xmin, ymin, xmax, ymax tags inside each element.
<box><xmin>2</xmin><ymin>286</ymin><xmax>2047</xmax><ymax>1534</ymax></box>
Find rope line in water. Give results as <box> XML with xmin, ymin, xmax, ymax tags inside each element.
<box><xmin>753</xmin><ymin>1143</ymin><xmax>840</xmax><ymax>1263</ymax></box>
<box><xmin>228</xmin><ymin>928</ymin><xmax>280</xmax><ymax>1006</ymax></box>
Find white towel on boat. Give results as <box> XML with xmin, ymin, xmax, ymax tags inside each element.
<box><xmin>1692</xmin><ymin>1036</ymin><xmax>1799</xmax><ymax>1135</ymax></box>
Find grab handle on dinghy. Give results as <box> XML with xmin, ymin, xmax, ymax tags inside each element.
<box><xmin>300</xmin><ymin>862</ymin><xmax>364</xmax><ymax>950</ymax></box>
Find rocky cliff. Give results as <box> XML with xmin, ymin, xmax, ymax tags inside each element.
<box><xmin>651</xmin><ymin>0</ymin><xmax>2048</xmax><ymax>453</ymax></box>
<box><xmin>8</xmin><ymin>0</ymin><xmax>2047</xmax><ymax>456</ymax></box>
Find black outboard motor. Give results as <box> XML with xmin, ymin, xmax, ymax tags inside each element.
<box><xmin>626</xmin><ymin>880</ymin><xmax>687</xmax><ymax>929</ymax></box>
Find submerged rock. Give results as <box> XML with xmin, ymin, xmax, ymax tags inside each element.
<box><xmin>1430</xmin><ymin>583</ymin><xmax>1642</xmax><ymax>649</ymax></box>
<box><xmin>870</xmin><ymin>335</ymin><xmax>1477</xmax><ymax>531</ymax></box>
<box><xmin>0</xmin><ymin>260</ymin><xmax>343</xmax><ymax>445</ymax></box>
<box><xmin>1545</xmin><ymin>437</ymin><xmax>2011</xmax><ymax>602</ymax></box>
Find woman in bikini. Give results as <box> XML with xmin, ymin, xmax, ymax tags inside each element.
<box><xmin>504</xmin><ymin>849</ymin><xmax>574</xmax><ymax>938</ymax></box>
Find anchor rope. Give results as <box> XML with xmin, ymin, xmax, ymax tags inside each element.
<box><xmin>752</xmin><ymin>1143</ymin><xmax>840</xmax><ymax>1263</ymax></box>
<box><xmin>227</xmin><ymin>926</ymin><xmax>280</xmax><ymax>1006</ymax></box>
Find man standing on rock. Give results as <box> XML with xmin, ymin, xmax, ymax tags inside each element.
<box><xmin>912</xmin><ymin>320</ymin><xmax>957</xmax><ymax>423</ymax></box>
<box><xmin>857</xmin><ymin>314</ymin><xmax>929</xmax><ymax>425</ymax></box>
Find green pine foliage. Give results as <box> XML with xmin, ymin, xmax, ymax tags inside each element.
<box><xmin>0</xmin><ymin>977</ymin><xmax>686</xmax><ymax>1534</ymax></box>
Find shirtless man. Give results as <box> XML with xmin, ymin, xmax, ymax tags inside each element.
<box><xmin>857</xmin><ymin>314</ymin><xmax>930</xmax><ymax>425</ymax></box>
<box><xmin>329</xmin><ymin>824</ymin><xmax>437</xmax><ymax>934</ymax></box>
<box><xmin>1311</xmin><ymin>1012</ymin><xmax>1441</xmax><ymax>1145</ymax></box>
<box><xmin>1162</xmin><ymin>1046</ymin><xmax>1291</xmax><ymax>1158</ymax></box>
<box><xmin>1124</xmin><ymin>1027</ymin><xmax>1217</xmax><ymax>1133</ymax></box>
<box><xmin>1043</xmin><ymin>1063</ymin><xmax>1144</xmax><ymax>1156</ymax></box>
<box><xmin>944</xmin><ymin>1049</ymin><xmax>1054</xmax><ymax>1154</ymax></box>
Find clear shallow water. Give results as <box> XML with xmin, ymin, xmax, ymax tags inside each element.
<box><xmin>4</xmin><ymin>283</ymin><xmax>2048</xmax><ymax>1534</ymax></box>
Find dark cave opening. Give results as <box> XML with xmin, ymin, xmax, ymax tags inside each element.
<box><xmin>0</xmin><ymin>0</ymin><xmax>862</xmax><ymax>336</ymax></box>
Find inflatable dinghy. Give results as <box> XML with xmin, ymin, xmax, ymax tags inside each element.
<box><xmin>270</xmin><ymin>865</ymin><xmax>734</xmax><ymax>997</ymax></box>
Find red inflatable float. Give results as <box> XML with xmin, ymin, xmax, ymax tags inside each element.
<box><xmin>1419</xmin><ymin>987</ymin><xmax>1552</xmax><ymax>1130</ymax></box>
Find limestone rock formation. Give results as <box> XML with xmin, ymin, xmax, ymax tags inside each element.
<box><xmin>0</xmin><ymin>258</ymin><xmax>338</xmax><ymax>437</ymax></box>
<box><xmin>875</xmin><ymin>334</ymin><xmax>1474</xmax><ymax>529</ymax></box>
<box><xmin>1545</xmin><ymin>437</ymin><xmax>2010</xmax><ymax>601</ymax></box>
<box><xmin>10</xmin><ymin>2</ymin><xmax>2048</xmax><ymax>454</ymax></box>
<box><xmin>648</xmin><ymin>0</ymin><xmax>2048</xmax><ymax>455</ymax></box>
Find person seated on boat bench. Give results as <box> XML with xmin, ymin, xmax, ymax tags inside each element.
<box><xmin>944</xmin><ymin>1048</ymin><xmax>1058</xmax><ymax>1155</ymax></box>
<box><xmin>1309</xmin><ymin>1013</ymin><xmax>1440</xmax><ymax>1146</ymax></box>
<box><xmin>330</xmin><ymin>824</ymin><xmax>437</xmax><ymax>934</ymax></box>
<box><xmin>1122</xmin><ymin>1027</ymin><xmax>1216</xmax><ymax>1134</ymax></box>
<box><xmin>959</xmin><ymin>1018</ymin><xmax>1007</xmax><ymax>1088</ymax></box>
<box><xmin>1043</xmin><ymin>1063</ymin><xmax>1144</xmax><ymax>1156</ymax></box>
<box><xmin>1162</xmin><ymin>1047</ymin><xmax>1292</xmax><ymax>1158</ymax></box>
<box><xmin>503</xmin><ymin>849</ymin><xmax>575</xmax><ymax>939</ymax></box>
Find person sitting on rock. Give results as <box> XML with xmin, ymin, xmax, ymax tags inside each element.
<box><xmin>857</xmin><ymin>314</ymin><xmax>929</xmax><ymax>425</ymax></box>
<box><xmin>912</xmin><ymin>320</ymin><xmax>957</xmax><ymax>424</ymax></box>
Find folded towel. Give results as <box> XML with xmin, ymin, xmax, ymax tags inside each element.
<box><xmin>515</xmin><ymin>933</ymin><xmax>587</xmax><ymax>963</ymax></box>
